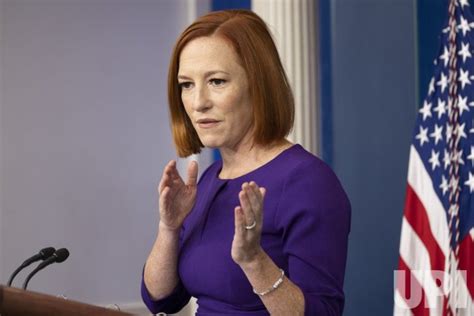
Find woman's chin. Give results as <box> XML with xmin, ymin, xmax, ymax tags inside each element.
<box><xmin>200</xmin><ymin>138</ymin><xmax>222</xmax><ymax>149</ymax></box>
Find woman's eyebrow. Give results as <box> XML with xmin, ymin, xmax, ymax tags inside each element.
<box><xmin>177</xmin><ymin>70</ymin><xmax>230</xmax><ymax>80</ymax></box>
<box><xmin>204</xmin><ymin>70</ymin><xmax>230</xmax><ymax>77</ymax></box>
<box><xmin>177</xmin><ymin>74</ymin><xmax>192</xmax><ymax>80</ymax></box>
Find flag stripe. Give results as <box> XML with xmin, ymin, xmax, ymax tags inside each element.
<box><xmin>403</xmin><ymin>184</ymin><xmax>446</xmax><ymax>272</ymax></box>
<box><xmin>400</xmin><ymin>217</ymin><xmax>445</xmax><ymax>313</ymax></box>
<box><xmin>447</xmin><ymin>250</ymin><xmax>473</xmax><ymax>315</ymax></box>
<box><xmin>397</xmin><ymin>256</ymin><xmax>433</xmax><ymax>316</ymax></box>
<box><xmin>404</xmin><ymin>147</ymin><xmax>473</xmax><ymax>310</ymax></box>
<box><xmin>407</xmin><ymin>146</ymin><xmax>450</xmax><ymax>259</ymax></box>
<box><xmin>394</xmin><ymin>288</ymin><xmax>415</xmax><ymax>316</ymax></box>
<box><xmin>457</xmin><ymin>232</ymin><xmax>474</xmax><ymax>299</ymax></box>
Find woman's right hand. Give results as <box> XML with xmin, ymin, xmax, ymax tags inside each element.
<box><xmin>158</xmin><ymin>160</ymin><xmax>198</xmax><ymax>232</ymax></box>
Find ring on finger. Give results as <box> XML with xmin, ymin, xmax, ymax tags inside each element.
<box><xmin>245</xmin><ymin>220</ymin><xmax>257</xmax><ymax>230</ymax></box>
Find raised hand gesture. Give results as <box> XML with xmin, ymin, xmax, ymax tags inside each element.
<box><xmin>158</xmin><ymin>160</ymin><xmax>198</xmax><ymax>232</ymax></box>
<box><xmin>231</xmin><ymin>181</ymin><xmax>266</xmax><ymax>266</ymax></box>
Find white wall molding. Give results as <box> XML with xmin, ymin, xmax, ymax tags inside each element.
<box><xmin>253</xmin><ymin>0</ymin><xmax>320</xmax><ymax>155</ymax></box>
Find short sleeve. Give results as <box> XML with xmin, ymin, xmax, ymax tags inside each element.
<box><xmin>274</xmin><ymin>159</ymin><xmax>351</xmax><ymax>316</ymax></box>
<box><xmin>141</xmin><ymin>269</ymin><xmax>191</xmax><ymax>314</ymax></box>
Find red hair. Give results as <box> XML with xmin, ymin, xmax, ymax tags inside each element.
<box><xmin>168</xmin><ymin>9</ymin><xmax>294</xmax><ymax>157</ymax></box>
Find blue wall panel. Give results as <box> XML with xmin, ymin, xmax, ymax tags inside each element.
<box><xmin>319</xmin><ymin>0</ymin><xmax>334</xmax><ymax>166</ymax></box>
<box><xmin>328</xmin><ymin>1</ymin><xmax>416</xmax><ymax>314</ymax></box>
<box><xmin>211</xmin><ymin>0</ymin><xmax>250</xmax><ymax>11</ymax></box>
<box><xmin>417</xmin><ymin>0</ymin><xmax>448</xmax><ymax>106</ymax></box>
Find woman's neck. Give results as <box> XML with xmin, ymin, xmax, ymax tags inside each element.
<box><xmin>218</xmin><ymin>139</ymin><xmax>293</xmax><ymax>179</ymax></box>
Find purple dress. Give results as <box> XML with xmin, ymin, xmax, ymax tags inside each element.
<box><xmin>141</xmin><ymin>144</ymin><xmax>351</xmax><ymax>315</ymax></box>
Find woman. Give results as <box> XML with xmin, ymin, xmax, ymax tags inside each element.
<box><xmin>142</xmin><ymin>9</ymin><xmax>350</xmax><ymax>316</ymax></box>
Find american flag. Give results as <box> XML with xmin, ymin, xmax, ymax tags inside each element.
<box><xmin>395</xmin><ymin>0</ymin><xmax>474</xmax><ymax>315</ymax></box>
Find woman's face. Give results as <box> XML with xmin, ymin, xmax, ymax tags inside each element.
<box><xmin>178</xmin><ymin>36</ymin><xmax>254</xmax><ymax>151</ymax></box>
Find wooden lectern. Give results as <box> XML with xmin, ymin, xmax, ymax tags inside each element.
<box><xmin>0</xmin><ymin>285</ymin><xmax>133</xmax><ymax>315</ymax></box>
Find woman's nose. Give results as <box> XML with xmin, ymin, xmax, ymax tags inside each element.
<box><xmin>192</xmin><ymin>85</ymin><xmax>211</xmax><ymax>112</ymax></box>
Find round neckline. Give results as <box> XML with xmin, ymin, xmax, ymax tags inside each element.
<box><xmin>215</xmin><ymin>144</ymin><xmax>301</xmax><ymax>182</ymax></box>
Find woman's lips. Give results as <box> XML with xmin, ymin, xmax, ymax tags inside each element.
<box><xmin>197</xmin><ymin>118</ymin><xmax>220</xmax><ymax>129</ymax></box>
<box><xmin>197</xmin><ymin>121</ymin><xmax>220</xmax><ymax>129</ymax></box>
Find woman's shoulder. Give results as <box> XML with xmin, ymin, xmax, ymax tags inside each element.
<box><xmin>279</xmin><ymin>144</ymin><xmax>337</xmax><ymax>181</ymax></box>
<box><xmin>280</xmin><ymin>145</ymin><xmax>349</xmax><ymax>204</ymax></box>
<box><xmin>275</xmin><ymin>144</ymin><xmax>351</xmax><ymax>225</ymax></box>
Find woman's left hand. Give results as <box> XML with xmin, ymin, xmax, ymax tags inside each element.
<box><xmin>231</xmin><ymin>181</ymin><xmax>266</xmax><ymax>266</ymax></box>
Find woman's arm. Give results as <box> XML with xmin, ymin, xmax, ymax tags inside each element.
<box><xmin>141</xmin><ymin>160</ymin><xmax>198</xmax><ymax>313</ymax></box>
<box><xmin>143</xmin><ymin>223</ymin><xmax>181</xmax><ymax>300</ymax></box>
<box><xmin>233</xmin><ymin>158</ymin><xmax>350</xmax><ymax>315</ymax></box>
<box><xmin>272</xmin><ymin>160</ymin><xmax>350</xmax><ymax>315</ymax></box>
<box><xmin>232</xmin><ymin>182</ymin><xmax>305</xmax><ymax>315</ymax></box>
<box><xmin>240</xmin><ymin>249</ymin><xmax>305</xmax><ymax>315</ymax></box>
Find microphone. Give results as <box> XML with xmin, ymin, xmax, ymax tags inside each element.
<box><xmin>22</xmin><ymin>248</ymin><xmax>70</xmax><ymax>290</ymax></box>
<box><xmin>7</xmin><ymin>247</ymin><xmax>56</xmax><ymax>286</ymax></box>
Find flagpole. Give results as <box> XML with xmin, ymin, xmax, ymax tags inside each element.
<box><xmin>446</xmin><ymin>0</ymin><xmax>461</xmax><ymax>314</ymax></box>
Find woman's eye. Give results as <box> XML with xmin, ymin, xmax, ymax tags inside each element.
<box><xmin>210</xmin><ymin>79</ymin><xmax>226</xmax><ymax>86</ymax></box>
<box><xmin>179</xmin><ymin>82</ymin><xmax>193</xmax><ymax>89</ymax></box>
